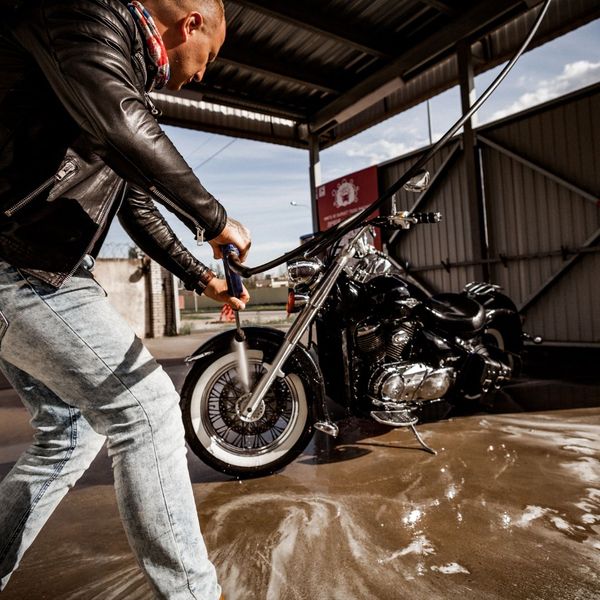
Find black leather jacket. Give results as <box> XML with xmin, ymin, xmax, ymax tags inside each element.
<box><xmin>0</xmin><ymin>0</ymin><xmax>226</xmax><ymax>292</ymax></box>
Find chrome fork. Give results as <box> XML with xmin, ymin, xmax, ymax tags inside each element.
<box><xmin>238</xmin><ymin>227</ymin><xmax>368</xmax><ymax>422</ymax></box>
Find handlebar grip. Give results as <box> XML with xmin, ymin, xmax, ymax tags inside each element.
<box><xmin>413</xmin><ymin>212</ymin><xmax>442</xmax><ymax>223</ymax></box>
<box><xmin>220</xmin><ymin>244</ymin><xmax>244</xmax><ymax>298</ymax></box>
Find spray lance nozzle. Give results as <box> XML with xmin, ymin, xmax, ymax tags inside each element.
<box><xmin>221</xmin><ymin>243</ymin><xmax>246</xmax><ymax>340</ymax></box>
<box><xmin>221</xmin><ymin>244</ymin><xmax>251</xmax><ymax>392</ymax></box>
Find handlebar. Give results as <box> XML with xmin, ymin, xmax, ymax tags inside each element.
<box><xmin>371</xmin><ymin>211</ymin><xmax>442</xmax><ymax>229</ymax></box>
<box><xmin>408</xmin><ymin>211</ymin><xmax>442</xmax><ymax>224</ymax></box>
<box><xmin>225</xmin><ymin>211</ymin><xmax>442</xmax><ymax>279</ymax></box>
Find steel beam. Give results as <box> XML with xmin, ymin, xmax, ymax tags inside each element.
<box><xmin>458</xmin><ymin>39</ymin><xmax>489</xmax><ymax>281</ymax></box>
<box><xmin>478</xmin><ymin>135</ymin><xmax>600</xmax><ymax>207</ymax></box>
<box><xmin>217</xmin><ymin>43</ymin><xmax>349</xmax><ymax>94</ymax></box>
<box><xmin>230</xmin><ymin>0</ymin><xmax>392</xmax><ymax>59</ymax></box>
<box><xmin>418</xmin><ymin>0</ymin><xmax>455</xmax><ymax>14</ymax></box>
<box><xmin>404</xmin><ymin>245</ymin><xmax>600</xmax><ymax>272</ymax></box>
<box><xmin>518</xmin><ymin>227</ymin><xmax>600</xmax><ymax>314</ymax></box>
<box><xmin>310</xmin><ymin>0</ymin><xmax>522</xmax><ymax>133</ymax></box>
<box><xmin>183</xmin><ymin>86</ymin><xmax>308</xmax><ymax>121</ymax></box>
<box><xmin>158</xmin><ymin>115</ymin><xmax>308</xmax><ymax>150</ymax></box>
<box><xmin>309</xmin><ymin>136</ymin><xmax>322</xmax><ymax>234</ymax></box>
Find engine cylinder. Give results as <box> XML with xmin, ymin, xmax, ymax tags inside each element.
<box><xmin>356</xmin><ymin>322</ymin><xmax>385</xmax><ymax>355</ymax></box>
<box><xmin>386</xmin><ymin>321</ymin><xmax>416</xmax><ymax>361</ymax></box>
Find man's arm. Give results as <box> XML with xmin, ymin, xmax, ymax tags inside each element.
<box><xmin>119</xmin><ymin>186</ymin><xmax>215</xmax><ymax>294</ymax></box>
<box><xmin>13</xmin><ymin>0</ymin><xmax>225</xmax><ymax>241</ymax></box>
<box><xmin>119</xmin><ymin>187</ymin><xmax>250</xmax><ymax>308</ymax></box>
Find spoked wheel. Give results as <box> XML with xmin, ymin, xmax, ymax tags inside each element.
<box><xmin>181</xmin><ymin>348</ymin><xmax>314</xmax><ymax>478</ymax></box>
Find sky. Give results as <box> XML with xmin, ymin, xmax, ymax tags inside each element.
<box><xmin>103</xmin><ymin>18</ymin><xmax>600</xmax><ymax>275</ymax></box>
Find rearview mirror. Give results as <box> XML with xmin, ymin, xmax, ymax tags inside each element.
<box><xmin>403</xmin><ymin>170</ymin><xmax>430</xmax><ymax>193</ymax></box>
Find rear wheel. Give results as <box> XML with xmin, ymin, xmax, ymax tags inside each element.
<box><xmin>181</xmin><ymin>348</ymin><xmax>314</xmax><ymax>478</ymax></box>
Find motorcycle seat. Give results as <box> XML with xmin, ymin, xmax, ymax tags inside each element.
<box><xmin>420</xmin><ymin>293</ymin><xmax>485</xmax><ymax>334</ymax></box>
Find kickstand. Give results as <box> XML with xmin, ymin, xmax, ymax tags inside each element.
<box><xmin>409</xmin><ymin>424</ymin><xmax>437</xmax><ymax>455</ymax></box>
<box><xmin>371</xmin><ymin>408</ymin><xmax>437</xmax><ymax>455</ymax></box>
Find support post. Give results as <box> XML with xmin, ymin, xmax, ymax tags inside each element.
<box><xmin>309</xmin><ymin>134</ymin><xmax>321</xmax><ymax>234</ymax></box>
<box><xmin>457</xmin><ymin>40</ymin><xmax>489</xmax><ymax>282</ymax></box>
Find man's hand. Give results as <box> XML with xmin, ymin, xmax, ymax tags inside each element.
<box><xmin>204</xmin><ymin>277</ymin><xmax>250</xmax><ymax>310</ymax></box>
<box><xmin>209</xmin><ymin>218</ymin><xmax>251</xmax><ymax>262</ymax></box>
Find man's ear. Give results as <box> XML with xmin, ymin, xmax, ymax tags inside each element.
<box><xmin>183</xmin><ymin>12</ymin><xmax>204</xmax><ymax>39</ymax></box>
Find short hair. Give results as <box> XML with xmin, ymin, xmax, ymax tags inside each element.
<box><xmin>151</xmin><ymin>0</ymin><xmax>225</xmax><ymax>30</ymax></box>
<box><xmin>178</xmin><ymin>0</ymin><xmax>224</xmax><ymax>26</ymax></box>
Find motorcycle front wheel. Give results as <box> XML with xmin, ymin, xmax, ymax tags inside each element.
<box><xmin>181</xmin><ymin>347</ymin><xmax>314</xmax><ymax>478</ymax></box>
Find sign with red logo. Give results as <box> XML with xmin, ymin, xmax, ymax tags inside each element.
<box><xmin>316</xmin><ymin>165</ymin><xmax>380</xmax><ymax>247</ymax></box>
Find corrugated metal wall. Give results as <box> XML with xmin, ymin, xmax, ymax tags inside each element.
<box><xmin>379</xmin><ymin>83</ymin><xmax>600</xmax><ymax>346</ymax></box>
<box><xmin>380</xmin><ymin>142</ymin><xmax>479</xmax><ymax>292</ymax></box>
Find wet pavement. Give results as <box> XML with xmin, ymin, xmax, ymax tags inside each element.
<box><xmin>0</xmin><ymin>336</ymin><xmax>599</xmax><ymax>600</ymax></box>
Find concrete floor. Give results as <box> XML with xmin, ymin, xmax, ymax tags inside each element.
<box><xmin>0</xmin><ymin>334</ymin><xmax>599</xmax><ymax>600</ymax></box>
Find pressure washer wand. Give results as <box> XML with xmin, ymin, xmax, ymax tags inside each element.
<box><xmin>221</xmin><ymin>244</ymin><xmax>250</xmax><ymax>392</ymax></box>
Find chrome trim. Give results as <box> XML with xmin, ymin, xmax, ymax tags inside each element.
<box><xmin>184</xmin><ymin>350</ymin><xmax>213</xmax><ymax>364</ymax></box>
<box><xmin>314</xmin><ymin>421</ymin><xmax>339</xmax><ymax>437</ymax></box>
<box><xmin>287</xmin><ymin>259</ymin><xmax>323</xmax><ymax>286</ymax></box>
<box><xmin>402</xmin><ymin>169</ymin><xmax>431</xmax><ymax>193</ymax></box>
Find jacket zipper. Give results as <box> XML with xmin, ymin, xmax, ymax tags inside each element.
<box><xmin>4</xmin><ymin>160</ymin><xmax>78</xmax><ymax>217</ymax></box>
<box><xmin>60</xmin><ymin>181</ymin><xmax>119</xmax><ymax>284</ymax></box>
<box><xmin>145</xmin><ymin>93</ymin><xmax>161</xmax><ymax>116</ymax></box>
<box><xmin>149</xmin><ymin>185</ymin><xmax>205</xmax><ymax>245</ymax></box>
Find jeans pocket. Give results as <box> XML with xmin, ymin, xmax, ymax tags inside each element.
<box><xmin>0</xmin><ymin>309</ymin><xmax>8</xmax><ymax>349</ymax></box>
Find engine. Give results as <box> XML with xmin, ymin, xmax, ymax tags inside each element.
<box><xmin>354</xmin><ymin>319</ymin><xmax>417</xmax><ymax>361</ymax></box>
<box><xmin>344</xmin><ymin>271</ymin><xmax>517</xmax><ymax>408</ymax></box>
<box><xmin>368</xmin><ymin>362</ymin><xmax>454</xmax><ymax>404</ymax></box>
<box><xmin>354</xmin><ymin>318</ymin><xmax>454</xmax><ymax>405</ymax></box>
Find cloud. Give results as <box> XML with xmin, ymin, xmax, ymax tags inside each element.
<box><xmin>491</xmin><ymin>60</ymin><xmax>600</xmax><ymax>120</ymax></box>
<box><xmin>346</xmin><ymin>140</ymin><xmax>416</xmax><ymax>165</ymax></box>
<box><xmin>339</xmin><ymin>121</ymin><xmax>430</xmax><ymax>166</ymax></box>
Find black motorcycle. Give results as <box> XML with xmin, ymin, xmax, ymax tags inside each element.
<box><xmin>178</xmin><ymin>0</ymin><xmax>554</xmax><ymax>477</ymax></box>
<box><xmin>180</xmin><ymin>183</ymin><xmax>525</xmax><ymax>477</ymax></box>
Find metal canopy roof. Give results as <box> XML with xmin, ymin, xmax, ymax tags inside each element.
<box><xmin>152</xmin><ymin>0</ymin><xmax>600</xmax><ymax>149</ymax></box>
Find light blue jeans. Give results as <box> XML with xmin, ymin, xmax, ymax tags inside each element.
<box><xmin>0</xmin><ymin>259</ymin><xmax>221</xmax><ymax>600</ymax></box>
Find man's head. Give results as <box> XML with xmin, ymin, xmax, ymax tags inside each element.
<box><xmin>143</xmin><ymin>0</ymin><xmax>226</xmax><ymax>91</ymax></box>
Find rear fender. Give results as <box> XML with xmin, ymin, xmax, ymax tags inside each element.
<box><xmin>482</xmin><ymin>293</ymin><xmax>523</xmax><ymax>351</ymax></box>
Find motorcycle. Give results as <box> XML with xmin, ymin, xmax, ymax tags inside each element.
<box><xmin>179</xmin><ymin>0</ymin><xmax>553</xmax><ymax>478</ymax></box>
<box><xmin>179</xmin><ymin>176</ymin><xmax>525</xmax><ymax>477</ymax></box>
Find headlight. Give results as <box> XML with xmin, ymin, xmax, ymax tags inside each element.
<box><xmin>287</xmin><ymin>259</ymin><xmax>323</xmax><ymax>286</ymax></box>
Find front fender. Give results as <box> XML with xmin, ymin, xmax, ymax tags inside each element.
<box><xmin>185</xmin><ymin>326</ymin><xmax>326</xmax><ymax>411</ymax></box>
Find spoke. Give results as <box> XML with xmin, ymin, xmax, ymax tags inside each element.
<box><xmin>223</xmin><ymin>370</ymin><xmax>242</xmax><ymax>392</ymax></box>
<box><xmin>277</xmin><ymin>413</ymin><xmax>291</xmax><ymax>425</ymax></box>
<box><xmin>256</xmin><ymin>432</ymin><xmax>269</xmax><ymax>448</ymax></box>
<box><xmin>214</xmin><ymin>423</ymin><xmax>231</xmax><ymax>437</ymax></box>
<box><xmin>270</xmin><ymin>423</ymin><xmax>286</xmax><ymax>437</ymax></box>
<box><xmin>208</xmin><ymin>388</ymin><xmax>223</xmax><ymax>401</ymax></box>
<box><xmin>231</xmin><ymin>432</ymin><xmax>244</xmax><ymax>447</ymax></box>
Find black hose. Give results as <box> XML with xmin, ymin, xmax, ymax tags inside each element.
<box><xmin>230</xmin><ymin>0</ymin><xmax>554</xmax><ymax>278</ymax></box>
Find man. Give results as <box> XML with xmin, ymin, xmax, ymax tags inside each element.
<box><xmin>0</xmin><ymin>0</ymin><xmax>247</xmax><ymax>598</ymax></box>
